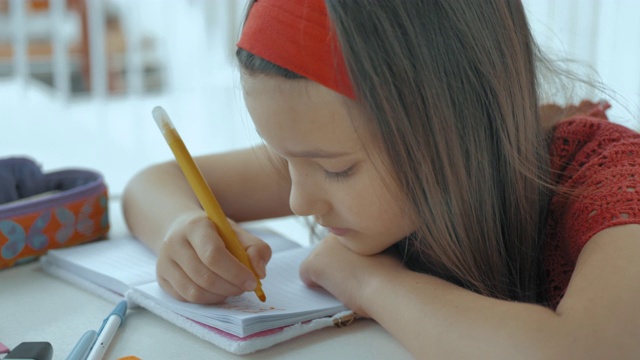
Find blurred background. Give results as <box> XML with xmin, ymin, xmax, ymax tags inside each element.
<box><xmin>1</xmin><ymin>0</ymin><xmax>639</xmax><ymax>198</ymax></box>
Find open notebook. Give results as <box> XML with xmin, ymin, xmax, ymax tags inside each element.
<box><xmin>39</xmin><ymin>228</ymin><xmax>353</xmax><ymax>355</ymax></box>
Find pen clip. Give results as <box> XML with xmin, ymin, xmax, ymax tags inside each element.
<box><xmin>97</xmin><ymin>300</ymin><xmax>128</xmax><ymax>334</ymax></box>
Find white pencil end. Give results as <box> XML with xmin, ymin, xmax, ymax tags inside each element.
<box><xmin>152</xmin><ymin>106</ymin><xmax>173</xmax><ymax>134</ymax></box>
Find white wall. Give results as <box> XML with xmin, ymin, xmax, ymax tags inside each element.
<box><xmin>121</xmin><ymin>0</ymin><xmax>640</xmax><ymax>126</ymax></box>
<box><xmin>524</xmin><ymin>0</ymin><xmax>640</xmax><ymax>127</ymax></box>
<box><xmin>2</xmin><ymin>0</ymin><xmax>639</xmax><ymax>196</ymax></box>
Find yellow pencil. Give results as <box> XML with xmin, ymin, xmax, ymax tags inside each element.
<box><xmin>152</xmin><ymin>106</ymin><xmax>266</xmax><ymax>302</ymax></box>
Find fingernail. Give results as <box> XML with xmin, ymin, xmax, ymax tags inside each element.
<box><xmin>256</xmin><ymin>260</ymin><xmax>266</xmax><ymax>279</ymax></box>
<box><xmin>244</xmin><ymin>279</ymin><xmax>257</xmax><ymax>291</ymax></box>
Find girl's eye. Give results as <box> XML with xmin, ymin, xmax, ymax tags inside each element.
<box><xmin>324</xmin><ymin>166</ymin><xmax>355</xmax><ymax>182</ymax></box>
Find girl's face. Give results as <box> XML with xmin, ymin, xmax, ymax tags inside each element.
<box><xmin>243</xmin><ymin>75</ymin><xmax>417</xmax><ymax>255</ymax></box>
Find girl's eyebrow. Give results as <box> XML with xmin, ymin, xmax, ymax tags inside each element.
<box><xmin>285</xmin><ymin>149</ymin><xmax>351</xmax><ymax>159</ymax></box>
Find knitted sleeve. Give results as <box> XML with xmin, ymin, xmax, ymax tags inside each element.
<box><xmin>544</xmin><ymin>107</ymin><xmax>640</xmax><ymax>307</ymax></box>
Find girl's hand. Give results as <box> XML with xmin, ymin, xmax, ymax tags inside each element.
<box><xmin>156</xmin><ymin>211</ymin><xmax>272</xmax><ymax>304</ymax></box>
<box><xmin>540</xmin><ymin>100</ymin><xmax>609</xmax><ymax>126</ymax></box>
<box><xmin>299</xmin><ymin>235</ymin><xmax>405</xmax><ymax>318</ymax></box>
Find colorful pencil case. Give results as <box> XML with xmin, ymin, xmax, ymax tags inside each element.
<box><xmin>0</xmin><ymin>157</ymin><xmax>110</xmax><ymax>269</ymax></box>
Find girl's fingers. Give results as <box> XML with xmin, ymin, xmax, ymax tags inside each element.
<box><xmin>157</xmin><ymin>213</ymin><xmax>274</xmax><ymax>304</ymax></box>
<box><xmin>157</xmin><ymin>260</ymin><xmax>228</xmax><ymax>304</ymax></box>
<box><xmin>170</xmin><ymin>241</ymin><xmax>248</xmax><ymax>297</ymax></box>
<box><xmin>230</xmin><ymin>222</ymin><xmax>273</xmax><ymax>279</ymax></box>
<box><xmin>178</xmin><ymin>221</ymin><xmax>264</xmax><ymax>291</ymax></box>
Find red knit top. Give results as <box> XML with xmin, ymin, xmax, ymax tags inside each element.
<box><xmin>544</xmin><ymin>104</ymin><xmax>640</xmax><ymax>308</ymax></box>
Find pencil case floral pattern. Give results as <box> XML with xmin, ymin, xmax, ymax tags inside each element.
<box><xmin>0</xmin><ymin>157</ymin><xmax>109</xmax><ymax>269</ymax></box>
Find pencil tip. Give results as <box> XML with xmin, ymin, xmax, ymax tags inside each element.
<box><xmin>257</xmin><ymin>289</ymin><xmax>266</xmax><ymax>302</ymax></box>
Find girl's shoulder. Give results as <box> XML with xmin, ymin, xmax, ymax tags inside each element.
<box><xmin>548</xmin><ymin>101</ymin><xmax>640</xmax><ymax>176</ymax></box>
<box><xmin>544</xmin><ymin>101</ymin><xmax>640</xmax><ymax>307</ymax></box>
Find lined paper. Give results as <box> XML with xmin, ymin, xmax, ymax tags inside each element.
<box><xmin>45</xmin><ymin>237</ymin><xmax>157</xmax><ymax>294</ymax></box>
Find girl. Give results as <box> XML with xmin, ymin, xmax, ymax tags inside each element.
<box><xmin>122</xmin><ymin>0</ymin><xmax>640</xmax><ymax>358</ymax></box>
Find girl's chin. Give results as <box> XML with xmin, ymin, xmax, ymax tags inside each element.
<box><xmin>331</xmin><ymin>232</ymin><xmax>406</xmax><ymax>256</ymax></box>
<box><xmin>334</xmin><ymin>235</ymin><xmax>382</xmax><ymax>256</ymax></box>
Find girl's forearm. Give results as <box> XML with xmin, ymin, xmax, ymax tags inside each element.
<box><xmin>122</xmin><ymin>161</ymin><xmax>202</xmax><ymax>253</ymax></box>
<box><xmin>363</xmin><ymin>270</ymin><xmax>558</xmax><ymax>359</ymax></box>
<box><xmin>363</xmin><ymin>267</ymin><xmax>575</xmax><ymax>359</ymax></box>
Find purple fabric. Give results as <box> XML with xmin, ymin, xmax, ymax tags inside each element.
<box><xmin>0</xmin><ymin>157</ymin><xmax>102</xmax><ymax>205</ymax></box>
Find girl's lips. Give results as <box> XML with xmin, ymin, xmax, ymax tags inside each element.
<box><xmin>327</xmin><ymin>227</ymin><xmax>349</xmax><ymax>236</ymax></box>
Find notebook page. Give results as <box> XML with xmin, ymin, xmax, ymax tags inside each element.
<box><xmin>44</xmin><ymin>237</ymin><xmax>157</xmax><ymax>294</ymax></box>
<box><xmin>131</xmin><ymin>246</ymin><xmax>348</xmax><ymax>337</ymax></box>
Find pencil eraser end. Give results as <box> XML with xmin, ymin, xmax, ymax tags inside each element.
<box><xmin>152</xmin><ymin>106</ymin><xmax>172</xmax><ymax>132</ymax></box>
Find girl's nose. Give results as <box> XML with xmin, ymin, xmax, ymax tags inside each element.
<box><xmin>288</xmin><ymin>168</ymin><xmax>329</xmax><ymax>217</ymax></box>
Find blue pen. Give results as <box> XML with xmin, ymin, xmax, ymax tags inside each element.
<box><xmin>66</xmin><ymin>330</ymin><xmax>98</xmax><ymax>360</ymax></box>
<box><xmin>86</xmin><ymin>300</ymin><xmax>128</xmax><ymax>360</ymax></box>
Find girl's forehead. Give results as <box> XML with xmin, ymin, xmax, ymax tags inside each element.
<box><xmin>243</xmin><ymin>76</ymin><xmax>348</xmax><ymax>122</ymax></box>
<box><xmin>243</xmin><ymin>76</ymin><xmax>371</xmax><ymax>155</ymax></box>
<box><xmin>242</xmin><ymin>74</ymin><xmax>335</xmax><ymax>104</ymax></box>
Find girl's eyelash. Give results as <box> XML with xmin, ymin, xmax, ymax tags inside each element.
<box><xmin>324</xmin><ymin>166</ymin><xmax>354</xmax><ymax>182</ymax></box>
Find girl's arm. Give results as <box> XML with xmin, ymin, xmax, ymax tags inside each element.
<box><xmin>300</xmin><ymin>224</ymin><xmax>640</xmax><ymax>359</ymax></box>
<box><xmin>122</xmin><ymin>146</ymin><xmax>292</xmax><ymax>303</ymax></box>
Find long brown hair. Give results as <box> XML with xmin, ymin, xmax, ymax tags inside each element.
<box><xmin>238</xmin><ymin>0</ymin><xmax>552</xmax><ymax>304</ymax></box>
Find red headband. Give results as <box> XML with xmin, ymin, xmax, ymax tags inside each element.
<box><xmin>236</xmin><ymin>0</ymin><xmax>356</xmax><ymax>99</ymax></box>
